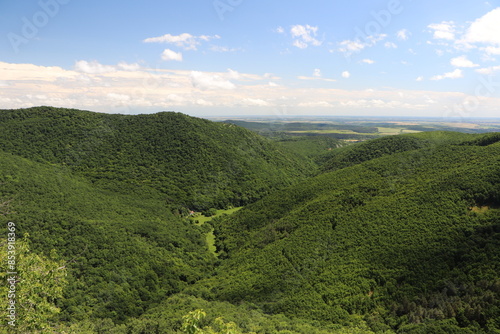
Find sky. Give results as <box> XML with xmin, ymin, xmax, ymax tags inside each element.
<box><xmin>1</xmin><ymin>0</ymin><xmax>500</xmax><ymax>118</ymax></box>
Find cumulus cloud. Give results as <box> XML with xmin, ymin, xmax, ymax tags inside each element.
<box><xmin>74</xmin><ymin>60</ymin><xmax>117</xmax><ymax>74</ymax></box>
<box><xmin>290</xmin><ymin>25</ymin><xmax>322</xmax><ymax>49</ymax></box>
<box><xmin>6</xmin><ymin>60</ymin><xmax>500</xmax><ymax>117</ymax></box>
<box><xmin>431</xmin><ymin>69</ymin><xmax>463</xmax><ymax>80</ymax></box>
<box><xmin>161</xmin><ymin>49</ymin><xmax>183</xmax><ymax>61</ymax></box>
<box><xmin>342</xmin><ymin>71</ymin><xmax>351</xmax><ymax>79</ymax></box>
<box><xmin>117</xmin><ymin>62</ymin><xmax>141</xmax><ymax>71</ymax></box>
<box><xmin>313</xmin><ymin>69</ymin><xmax>322</xmax><ymax>77</ymax></box>
<box><xmin>190</xmin><ymin>71</ymin><xmax>236</xmax><ymax>90</ymax></box>
<box><xmin>339</xmin><ymin>40</ymin><xmax>366</xmax><ymax>54</ymax></box>
<box><xmin>397</xmin><ymin>29</ymin><xmax>411</xmax><ymax>41</ymax></box>
<box><xmin>143</xmin><ymin>33</ymin><xmax>220</xmax><ymax>50</ymax></box>
<box><xmin>482</xmin><ymin>46</ymin><xmax>500</xmax><ymax>55</ymax></box>
<box><xmin>74</xmin><ymin>60</ymin><xmax>141</xmax><ymax>74</ymax></box>
<box><xmin>450</xmin><ymin>55</ymin><xmax>479</xmax><ymax>68</ymax></box>
<box><xmin>464</xmin><ymin>8</ymin><xmax>500</xmax><ymax>46</ymax></box>
<box><xmin>338</xmin><ymin>34</ymin><xmax>386</xmax><ymax>56</ymax></box>
<box><xmin>428</xmin><ymin>21</ymin><xmax>456</xmax><ymax>40</ymax></box>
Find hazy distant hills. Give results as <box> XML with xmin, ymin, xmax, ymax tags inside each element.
<box><xmin>0</xmin><ymin>106</ymin><xmax>315</xmax><ymax>210</ymax></box>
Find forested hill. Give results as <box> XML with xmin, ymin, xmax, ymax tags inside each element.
<box><xmin>200</xmin><ymin>131</ymin><xmax>500</xmax><ymax>333</ymax></box>
<box><xmin>0</xmin><ymin>149</ymin><xmax>215</xmax><ymax>327</ymax></box>
<box><xmin>0</xmin><ymin>106</ymin><xmax>314</xmax><ymax>210</ymax></box>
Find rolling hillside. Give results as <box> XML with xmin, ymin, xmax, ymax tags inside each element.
<box><xmin>0</xmin><ymin>106</ymin><xmax>315</xmax><ymax>211</ymax></box>
<box><xmin>0</xmin><ymin>149</ymin><xmax>216</xmax><ymax>326</ymax></box>
<box><xmin>197</xmin><ymin>132</ymin><xmax>500</xmax><ymax>333</ymax></box>
<box><xmin>1</xmin><ymin>108</ymin><xmax>500</xmax><ymax>333</ymax></box>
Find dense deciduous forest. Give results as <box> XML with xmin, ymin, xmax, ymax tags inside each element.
<box><xmin>0</xmin><ymin>107</ymin><xmax>314</xmax><ymax>211</ymax></box>
<box><xmin>0</xmin><ymin>107</ymin><xmax>499</xmax><ymax>333</ymax></box>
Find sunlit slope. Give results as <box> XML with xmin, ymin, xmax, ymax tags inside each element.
<box><xmin>205</xmin><ymin>133</ymin><xmax>500</xmax><ymax>331</ymax></box>
<box><xmin>0</xmin><ymin>106</ymin><xmax>314</xmax><ymax>210</ymax></box>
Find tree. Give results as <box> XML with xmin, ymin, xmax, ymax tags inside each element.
<box><xmin>0</xmin><ymin>233</ymin><xmax>67</xmax><ymax>333</ymax></box>
<box><xmin>181</xmin><ymin>309</ymin><xmax>245</xmax><ymax>334</ymax></box>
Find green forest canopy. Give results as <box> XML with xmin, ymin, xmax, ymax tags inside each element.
<box><xmin>0</xmin><ymin>107</ymin><xmax>499</xmax><ymax>333</ymax></box>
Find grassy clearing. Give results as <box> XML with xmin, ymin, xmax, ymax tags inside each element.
<box><xmin>192</xmin><ymin>207</ymin><xmax>243</xmax><ymax>256</ymax></box>
<box><xmin>470</xmin><ymin>206</ymin><xmax>490</xmax><ymax>214</ymax></box>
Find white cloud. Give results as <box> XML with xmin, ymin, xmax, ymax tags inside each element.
<box><xmin>297</xmin><ymin>76</ymin><xmax>336</xmax><ymax>82</ymax></box>
<box><xmin>276</xmin><ymin>26</ymin><xmax>285</xmax><ymax>34</ymax></box>
<box><xmin>107</xmin><ymin>93</ymin><xmax>131</xmax><ymax>102</ymax></box>
<box><xmin>313</xmin><ymin>68</ymin><xmax>322</xmax><ymax>77</ymax></box>
<box><xmin>342</xmin><ymin>71</ymin><xmax>351</xmax><ymax>79</ymax></box>
<box><xmin>293</xmin><ymin>40</ymin><xmax>308</xmax><ymax>49</ymax></box>
<box><xmin>450</xmin><ymin>55</ymin><xmax>479</xmax><ymax>68</ymax></box>
<box><xmin>384</xmin><ymin>42</ymin><xmax>397</xmax><ymax>49</ymax></box>
<box><xmin>416</xmin><ymin>76</ymin><xmax>424</xmax><ymax>82</ymax></box>
<box><xmin>290</xmin><ymin>25</ymin><xmax>322</xmax><ymax>48</ymax></box>
<box><xmin>161</xmin><ymin>49</ymin><xmax>183</xmax><ymax>61</ymax></box>
<box><xmin>464</xmin><ymin>8</ymin><xmax>500</xmax><ymax>46</ymax></box>
<box><xmin>117</xmin><ymin>62</ymin><xmax>141</xmax><ymax>71</ymax></box>
<box><xmin>242</xmin><ymin>98</ymin><xmax>270</xmax><ymax>106</ymax></box>
<box><xmin>74</xmin><ymin>60</ymin><xmax>142</xmax><ymax>74</ymax></box>
<box><xmin>74</xmin><ymin>60</ymin><xmax>116</xmax><ymax>74</ymax></box>
<box><xmin>190</xmin><ymin>71</ymin><xmax>236</xmax><ymax>90</ymax></box>
<box><xmin>298</xmin><ymin>101</ymin><xmax>333</xmax><ymax>108</ymax></box>
<box><xmin>194</xmin><ymin>99</ymin><xmax>214</xmax><ymax>107</ymax></box>
<box><xmin>475</xmin><ymin>65</ymin><xmax>500</xmax><ymax>74</ymax></box>
<box><xmin>338</xmin><ymin>34</ymin><xmax>386</xmax><ymax>55</ymax></box>
<box><xmin>143</xmin><ymin>33</ymin><xmax>220</xmax><ymax>50</ymax></box>
<box><xmin>482</xmin><ymin>46</ymin><xmax>500</xmax><ymax>55</ymax></box>
<box><xmin>339</xmin><ymin>40</ymin><xmax>366</xmax><ymax>53</ymax></box>
<box><xmin>7</xmin><ymin>60</ymin><xmax>500</xmax><ymax>117</ymax></box>
<box><xmin>397</xmin><ymin>29</ymin><xmax>411</xmax><ymax>41</ymax></box>
<box><xmin>431</xmin><ymin>69</ymin><xmax>463</xmax><ymax>80</ymax></box>
<box><xmin>361</xmin><ymin>59</ymin><xmax>375</xmax><ymax>64</ymax></box>
<box><xmin>227</xmin><ymin>68</ymin><xmax>240</xmax><ymax>80</ymax></box>
<box><xmin>428</xmin><ymin>21</ymin><xmax>456</xmax><ymax>40</ymax></box>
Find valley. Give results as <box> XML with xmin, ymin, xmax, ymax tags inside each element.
<box><xmin>0</xmin><ymin>107</ymin><xmax>499</xmax><ymax>333</ymax></box>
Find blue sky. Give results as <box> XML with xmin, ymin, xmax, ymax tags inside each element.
<box><xmin>1</xmin><ymin>0</ymin><xmax>500</xmax><ymax>117</ymax></box>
